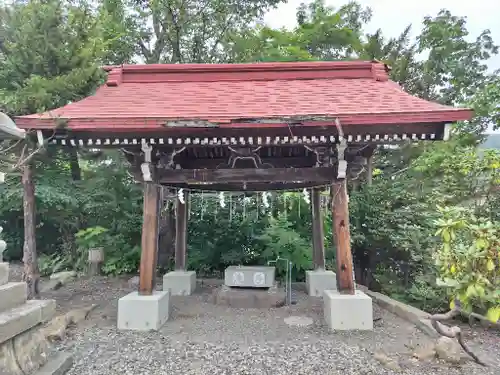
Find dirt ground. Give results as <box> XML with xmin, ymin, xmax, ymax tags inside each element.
<box><xmin>8</xmin><ymin>264</ymin><xmax>500</xmax><ymax>375</ymax></box>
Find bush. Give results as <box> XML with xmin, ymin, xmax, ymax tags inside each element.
<box><xmin>434</xmin><ymin>205</ymin><xmax>500</xmax><ymax>322</ymax></box>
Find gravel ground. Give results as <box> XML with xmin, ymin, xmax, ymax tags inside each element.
<box><xmin>8</xmin><ymin>264</ymin><xmax>500</xmax><ymax>375</ymax></box>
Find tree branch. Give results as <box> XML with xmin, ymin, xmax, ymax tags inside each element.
<box><xmin>208</xmin><ymin>16</ymin><xmax>235</xmax><ymax>62</ymax></box>
<box><xmin>166</xmin><ymin>4</ymin><xmax>183</xmax><ymax>63</ymax></box>
<box><xmin>430</xmin><ymin>300</ymin><xmax>488</xmax><ymax>366</ymax></box>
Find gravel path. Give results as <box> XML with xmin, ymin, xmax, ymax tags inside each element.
<box><xmin>8</xmin><ymin>265</ymin><xmax>500</xmax><ymax>374</ymax></box>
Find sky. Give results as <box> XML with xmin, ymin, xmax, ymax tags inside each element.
<box><xmin>264</xmin><ymin>0</ymin><xmax>500</xmax><ymax>133</ymax></box>
<box><xmin>264</xmin><ymin>0</ymin><xmax>500</xmax><ymax>71</ymax></box>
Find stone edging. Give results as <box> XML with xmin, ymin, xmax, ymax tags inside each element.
<box><xmin>356</xmin><ymin>285</ymin><xmax>439</xmax><ymax>338</ymax></box>
<box><xmin>34</xmin><ymin>352</ymin><xmax>73</xmax><ymax>375</ymax></box>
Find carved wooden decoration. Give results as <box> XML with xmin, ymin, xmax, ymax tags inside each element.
<box><xmin>217</xmin><ymin>146</ymin><xmax>273</xmax><ymax>169</ymax></box>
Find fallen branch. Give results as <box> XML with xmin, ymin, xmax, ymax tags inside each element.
<box><xmin>429</xmin><ymin>299</ymin><xmax>487</xmax><ymax>366</ymax></box>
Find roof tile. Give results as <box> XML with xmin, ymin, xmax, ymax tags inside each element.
<box><xmin>16</xmin><ymin>61</ymin><xmax>472</xmax><ymax>130</ymax></box>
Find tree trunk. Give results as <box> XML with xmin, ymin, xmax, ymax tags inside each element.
<box><xmin>366</xmin><ymin>155</ymin><xmax>373</xmax><ymax>186</ymax></box>
<box><xmin>22</xmin><ymin>163</ymin><xmax>39</xmax><ymax>299</ymax></box>
<box><xmin>68</xmin><ymin>148</ymin><xmax>81</xmax><ymax>181</ymax></box>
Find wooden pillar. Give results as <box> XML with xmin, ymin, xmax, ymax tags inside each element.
<box><xmin>175</xmin><ymin>191</ymin><xmax>189</xmax><ymax>270</ymax></box>
<box><xmin>311</xmin><ymin>188</ymin><xmax>325</xmax><ymax>270</ymax></box>
<box><xmin>332</xmin><ymin>180</ymin><xmax>355</xmax><ymax>294</ymax></box>
<box><xmin>138</xmin><ymin>183</ymin><xmax>160</xmax><ymax>295</ymax></box>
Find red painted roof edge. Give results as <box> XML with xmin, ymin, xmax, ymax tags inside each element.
<box><xmin>15</xmin><ymin>108</ymin><xmax>474</xmax><ymax>131</ymax></box>
<box><xmin>116</xmin><ymin>60</ymin><xmax>384</xmax><ymax>73</ymax></box>
<box><xmin>101</xmin><ymin>61</ymin><xmax>389</xmax><ymax>73</ymax></box>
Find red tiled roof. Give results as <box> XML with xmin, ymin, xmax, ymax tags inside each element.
<box><xmin>15</xmin><ymin>61</ymin><xmax>472</xmax><ymax>131</ymax></box>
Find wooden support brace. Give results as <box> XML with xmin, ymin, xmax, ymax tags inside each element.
<box><xmin>332</xmin><ymin>180</ymin><xmax>355</xmax><ymax>294</ymax></box>
<box><xmin>311</xmin><ymin>188</ymin><xmax>325</xmax><ymax>270</ymax></box>
<box><xmin>175</xmin><ymin>190</ymin><xmax>189</xmax><ymax>270</ymax></box>
<box><xmin>138</xmin><ymin>183</ymin><xmax>160</xmax><ymax>295</ymax></box>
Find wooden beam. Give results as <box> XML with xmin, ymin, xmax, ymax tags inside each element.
<box><xmin>158</xmin><ymin>167</ymin><xmax>336</xmax><ymax>184</ymax></box>
<box><xmin>311</xmin><ymin>188</ymin><xmax>325</xmax><ymax>270</ymax></box>
<box><xmin>139</xmin><ymin>183</ymin><xmax>160</xmax><ymax>295</ymax></box>
<box><xmin>331</xmin><ymin>180</ymin><xmax>355</xmax><ymax>294</ymax></box>
<box><xmin>178</xmin><ymin>156</ymin><xmax>316</xmax><ymax>169</ymax></box>
<box><xmin>175</xmin><ymin>192</ymin><xmax>189</xmax><ymax>270</ymax></box>
<box><xmin>159</xmin><ymin>181</ymin><xmax>331</xmax><ymax>192</ymax></box>
<box><xmin>59</xmin><ymin>121</ymin><xmax>444</xmax><ymax>141</ymax></box>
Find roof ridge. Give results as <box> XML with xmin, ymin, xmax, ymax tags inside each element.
<box><xmin>104</xmin><ymin>61</ymin><xmax>390</xmax><ymax>86</ymax></box>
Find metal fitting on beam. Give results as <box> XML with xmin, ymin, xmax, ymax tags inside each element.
<box><xmin>335</xmin><ymin>118</ymin><xmax>348</xmax><ymax>179</ymax></box>
<box><xmin>141</xmin><ymin>141</ymin><xmax>153</xmax><ymax>182</ymax></box>
<box><xmin>337</xmin><ymin>139</ymin><xmax>348</xmax><ymax>179</ymax></box>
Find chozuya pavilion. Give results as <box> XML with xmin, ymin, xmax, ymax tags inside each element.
<box><xmin>15</xmin><ymin>61</ymin><xmax>472</xmax><ymax>331</ymax></box>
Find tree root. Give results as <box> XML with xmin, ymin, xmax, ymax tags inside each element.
<box><xmin>430</xmin><ymin>300</ymin><xmax>487</xmax><ymax>367</ymax></box>
<box><xmin>466</xmin><ymin>311</ymin><xmax>500</xmax><ymax>329</ymax></box>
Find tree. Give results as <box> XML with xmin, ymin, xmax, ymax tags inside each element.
<box><xmin>465</xmin><ymin>75</ymin><xmax>500</xmax><ymax>135</ymax></box>
<box><xmin>0</xmin><ymin>0</ymin><xmax>135</xmax><ymax>298</ymax></box>
<box><xmin>227</xmin><ymin>0</ymin><xmax>371</xmax><ymax>62</ymax></box>
<box><xmin>127</xmin><ymin>0</ymin><xmax>285</xmax><ymax>64</ymax></box>
<box><xmin>0</xmin><ymin>1</ymin><xmax>101</xmax><ymax>116</ymax></box>
<box><xmin>417</xmin><ymin>10</ymin><xmax>498</xmax><ymax>106</ymax></box>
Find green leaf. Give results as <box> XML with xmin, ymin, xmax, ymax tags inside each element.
<box><xmin>436</xmin><ymin>277</ymin><xmax>459</xmax><ymax>287</ymax></box>
<box><xmin>442</xmin><ymin>229</ymin><xmax>451</xmax><ymax>242</ymax></box>
<box><xmin>486</xmin><ymin>259</ymin><xmax>496</xmax><ymax>271</ymax></box>
<box><xmin>486</xmin><ymin>307</ymin><xmax>500</xmax><ymax>323</ymax></box>
<box><xmin>466</xmin><ymin>284</ymin><xmax>477</xmax><ymax>298</ymax></box>
<box><xmin>450</xmin><ymin>299</ymin><xmax>456</xmax><ymax>309</ymax></box>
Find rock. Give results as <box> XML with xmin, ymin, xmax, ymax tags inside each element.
<box><xmin>374</xmin><ymin>351</ymin><xmax>402</xmax><ymax>372</ymax></box>
<box><xmin>40</xmin><ymin>279</ymin><xmax>63</xmax><ymax>293</ymax></box>
<box><xmin>49</xmin><ymin>271</ymin><xmax>76</xmax><ymax>285</ymax></box>
<box><xmin>435</xmin><ymin>336</ymin><xmax>469</xmax><ymax>365</ymax></box>
<box><xmin>42</xmin><ymin>315</ymin><xmax>69</xmax><ymax>342</ymax></box>
<box><xmin>128</xmin><ymin>276</ymin><xmax>139</xmax><ymax>289</ymax></box>
<box><xmin>65</xmin><ymin>304</ymin><xmax>98</xmax><ymax>325</ymax></box>
<box><xmin>413</xmin><ymin>345</ymin><xmax>436</xmax><ymax>361</ymax></box>
<box><xmin>42</xmin><ymin>304</ymin><xmax>97</xmax><ymax>342</ymax></box>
